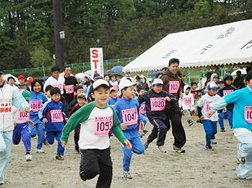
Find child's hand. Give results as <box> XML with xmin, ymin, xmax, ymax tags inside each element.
<box><xmin>199</xmin><ymin>115</ymin><xmax>204</xmax><ymax>121</ymax></box>
<box><xmin>43</xmin><ymin>118</ymin><xmax>48</xmax><ymax>123</ymax></box>
<box><xmin>165</xmin><ymin>96</ymin><xmax>171</xmax><ymax>102</ymax></box>
<box><xmin>28</xmin><ymin>120</ymin><xmax>35</xmax><ymax>126</ymax></box>
<box><xmin>124</xmin><ymin>140</ymin><xmax>132</xmax><ymax>149</ymax></box>
<box><xmin>208</xmin><ymin>111</ymin><xmax>215</xmax><ymax>118</ymax></box>
<box><xmin>121</xmin><ymin>123</ymin><xmax>127</xmax><ymax>130</ymax></box>
<box><xmin>61</xmin><ymin>141</ymin><xmax>67</xmax><ymax>148</ymax></box>
<box><xmin>24</xmin><ymin>107</ymin><xmax>30</xmax><ymax>113</ymax></box>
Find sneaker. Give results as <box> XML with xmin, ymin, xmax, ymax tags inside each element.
<box><xmin>55</xmin><ymin>154</ymin><xmax>64</xmax><ymax>160</ymax></box>
<box><xmin>238</xmin><ymin>175</ymin><xmax>252</xmax><ymax>180</ymax></box>
<box><xmin>123</xmin><ymin>171</ymin><xmax>132</xmax><ymax>179</ymax></box>
<box><xmin>36</xmin><ymin>149</ymin><xmax>45</xmax><ymax>153</ymax></box>
<box><xmin>211</xmin><ymin>139</ymin><xmax>217</xmax><ymax>144</ymax></box>
<box><xmin>157</xmin><ymin>145</ymin><xmax>167</xmax><ymax>153</ymax></box>
<box><xmin>0</xmin><ymin>180</ymin><xmax>4</xmax><ymax>185</ymax></box>
<box><xmin>220</xmin><ymin>128</ymin><xmax>226</xmax><ymax>132</ymax></box>
<box><xmin>205</xmin><ymin>145</ymin><xmax>213</xmax><ymax>150</ymax></box>
<box><xmin>188</xmin><ymin>120</ymin><xmax>194</xmax><ymax>126</ymax></box>
<box><xmin>144</xmin><ymin>141</ymin><xmax>149</xmax><ymax>150</ymax></box>
<box><xmin>25</xmin><ymin>154</ymin><xmax>32</xmax><ymax>161</ymax></box>
<box><xmin>173</xmin><ymin>146</ymin><xmax>185</xmax><ymax>153</ymax></box>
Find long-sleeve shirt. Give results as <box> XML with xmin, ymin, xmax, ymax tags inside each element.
<box><xmin>210</xmin><ymin>86</ymin><xmax>252</xmax><ymax>135</ymax></box>
<box><xmin>61</xmin><ymin>102</ymin><xmax>126</xmax><ymax>150</ymax></box>
<box><xmin>30</xmin><ymin>91</ymin><xmax>47</xmax><ymax>123</ymax></box>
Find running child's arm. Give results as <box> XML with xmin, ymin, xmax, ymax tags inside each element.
<box><xmin>40</xmin><ymin>102</ymin><xmax>50</xmax><ymax>123</ymax></box>
<box><xmin>197</xmin><ymin>97</ymin><xmax>204</xmax><ymax>119</ymax></box>
<box><xmin>61</xmin><ymin>104</ymin><xmax>93</xmax><ymax>144</ymax></box>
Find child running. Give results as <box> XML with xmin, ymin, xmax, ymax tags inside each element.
<box><xmin>197</xmin><ymin>81</ymin><xmax>221</xmax><ymax>150</ymax></box>
<box><xmin>108</xmin><ymin>86</ymin><xmax>119</xmax><ymax>107</ymax></box>
<box><xmin>114</xmin><ymin>79</ymin><xmax>145</xmax><ymax>179</ymax></box>
<box><xmin>138</xmin><ymin>78</ymin><xmax>170</xmax><ymax>152</ymax></box>
<box><xmin>61</xmin><ymin>79</ymin><xmax>131</xmax><ymax>188</ymax></box>
<box><xmin>209</xmin><ymin>71</ymin><xmax>252</xmax><ymax>180</ymax></box>
<box><xmin>40</xmin><ymin>87</ymin><xmax>67</xmax><ymax>160</ymax></box>
<box><xmin>12</xmin><ymin>90</ymin><xmax>34</xmax><ymax>161</ymax></box>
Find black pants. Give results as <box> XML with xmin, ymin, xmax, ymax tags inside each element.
<box><xmin>79</xmin><ymin>148</ymin><xmax>112</xmax><ymax>188</ymax></box>
<box><xmin>166</xmin><ymin>109</ymin><xmax>186</xmax><ymax>148</ymax></box>
<box><xmin>147</xmin><ymin>118</ymin><xmax>168</xmax><ymax>146</ymax></box>
<box><xmin>74</xmin><ymin>125</ymin><xmax>80</xmax><ymax>152</ymax></box>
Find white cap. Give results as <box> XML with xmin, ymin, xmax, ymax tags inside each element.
<box><xmin>93</xmin><ymin>79</ymin><xmax>110</xmax><ymax>90</ymax></box>
<box><xmin>119</xmin><ymin>79</ymin><xmax>135</xmax><ymax>91</ymax></box>
<box><xmin>207</xmin><ymin>81</ymin><xmax>218</xmax><ymax>90</ymax></box>
<box><xmin>152</xmin><ymin>78</ymin><xmax>163</xmax><ymax>86</ymax></box>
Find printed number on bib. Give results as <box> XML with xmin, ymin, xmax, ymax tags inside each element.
<box><xmin>29</xmin><ymin>100</ymin><xmax>43</xmax><ymax>112</ymax></box>
<box><xmin>95</xmin><ymin>116</ymin><xmax>113</xmax><ymax>136</ymax></box>
<box><xmin>0</xmin><ymin>99</ymin><xmax>12</xmax><ymax>114</ymax></box>
<box><xmin>150</xmin><ymin>98</ymin><xmax>166</xmax><ymax>111</ymax></box>
<box><xmin>51</xmin><ymin>110</ymin><xmax>63</xmax><ymax>123</ymax></box>
<box><xmin>245</xmin><ymin>106</ymin><xmax>252</xmax><ymax>123</ymax></box>
<box><xmin>122</xmin><ymin>108</ymin><xmax>138</xmax><ymax>126</ymax></box>
<box><xmin>65</xmin><ymin>85</ymin><xmax>74</xmax><ymax>94</ymax></box>
<box><xmin>205</xmin><ymin>101</ymin><xmax>213</xmax><ymax>113</ymax></box>
<box><xmin>18</xmin><ymin>110</ymin><xmax>30</xmax><ymax>121</ymax></box>
<box><xmin>169</xmin><ymin>81</ymin><xmax>180</xmax><ymax>94</ymax></box>
<box><xmin>223</xmin><ymin>90</ymin><xmax>234</xmax><ymax>96</ymax></box>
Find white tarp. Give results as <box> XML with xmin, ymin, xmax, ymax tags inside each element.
<box><xmin>123</xmin><ymin>19</ymin><xmax>252</xmax><ymax>72</ymax></box>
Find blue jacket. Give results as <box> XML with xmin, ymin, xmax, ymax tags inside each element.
<box><xmin>114</xmin><ymin>97</ymin><xmax>146</xmax><ymax>131</ymax></box>
<box><xmin>30</xmin><ymin>91</ymin><xmax>47</xmax><ymax>122</ymax></box>
<box><xmin>108</xmin><ymin>97</ymin><xmax>118</xmax><ymax>106</ymax></box>
<box><xmin>40</xmin><ymin>100</ymin><xmax>66</xmax><ymax>132</ymax></box>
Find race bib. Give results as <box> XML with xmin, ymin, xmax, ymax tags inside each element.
<box><xmin>169</xmin><ymin>81</ymin><xmax>180</xmax><ymax>94</ymax></box>
<box><xmin>94</xmin><ymin>116</ymin><xmax>113</xmax><ymax>136</ymax></box>
<box><xmin>140</xmin><ymin>103</ymin><xmax>146</xmax><ymax>115</ymax></box>
<box><xmin>18</xmin><ymin>110</ymin><xmax>30</xmax><ymax>121</ymax></box>
<box><xmin>204</xmin><ymin>101</ymin><xmax>213</xmax><ymax>113</ymax></box>
<box><xmin>245</xmin><ymin>106</ymin><xmax>252</xmax><ymax>123</ymax></box>
<box><xmin>53</xmin><ymin>84</ymin><xmax>63</xmax><ymax>91</ymax></box>
<box><xmin>50</xmin><ymin>110</ymin><xmax>63</xmax><ymax>123</ymax></box>
<box><xmin>184</xmin><ymin>97</ymin><xmax>191</xmax><ymax>106</ymax></box>
<box><xmin>65</xmin><ymin>85</ymin><xmax>74</xmax><ymax>94</ymax></box>
<box><xmin>0</xmin><ymin>99</ymin><xmax>12</xmax><ymax>114</ymax></box>
<box><xmin>150</xmin><ymin>98</ymin><xmax>166</xmax><ymax>111</ymax></box>
<box><xmin>223</xmin><ymin>90</ymin><xmax>234</xmax><ymax>96</ymax></box>
<box><xmin>29</xmin><ymin>100</ymin><xmax>43</xmax><ymax>112</ymax></box>
<box><xmin>122</xmin><ymin>108</ymin><xmax>138</xmax><ymax>126</ymax></box>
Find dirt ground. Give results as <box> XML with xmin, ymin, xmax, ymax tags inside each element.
<box><xmin>2</xmin><ymin>116</ymin><xmax>252</xmax><ymax>188</ymax></box>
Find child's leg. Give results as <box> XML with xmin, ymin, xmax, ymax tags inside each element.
<box><xmin>12</xmin><ymin>124</ymin><xmax>22</xmax><ymax>145</ymax></box>
<box><xmin>74</xmin><ymin>125</ymin><xmax>80</xmax><ymax>152</ymax></box>
<box><xmin>211</xmin><ymin>121</ymin><xmax>217</xmax><ymax>140</ymax></box>
<box><xmin>147</xmin><ymin>126</ymin><xmax>158</xmax><ymax>144</ymax></box>
<box><xmin>202</xmin><ymin>120</ymin><xmax>213</xmax><ymax>147</ymax></box>
<box><xmin>131</xmin><ymin>131</ymin><xmax>145</xmax><ymax>155</ymax></box>
<box><xmin>20</xmin><ymin>123</ymin><xmax>31</xmax><ymax>152</ymax></box>
<box><xmin>183</xmin><ymin>110</ymin><xmax>191</xmax><ymax>122</ymax></box>
<box><xmin>96</xmin><ymin>148</ymin><xmax>112</xmax><ymax>188</ymax></box>
<box><xmin>218</xmin><ymin>113</ymin><xmax>225</xmax><ymax>130</ymax></box>
<box><xmin>236</xmin><ymin>132</ymin><xmax>252</xmax><ymax>179</ymax></box>
<box><xmin>122</xmin><ymin>144</ymin><xmax>133</xmax><ymax>172</ymax></box>
<box><xmin>46</xmin><ymin>132</ymin><xmax>55</xmax><ymax>145</ymax></box>
<box><xmin>149</xmin><ymin>119</ymin><xmax>167</xmax><ymax>146</ymax></box>
<box><xmin>29</xmin><ymin>124</ymin><xmax>37</xmax><ymax>138</ymax></box>
<box><xmin>226</xmin><ymin>110</ymin><xmax>233</xmax><ymax>129</ymax></box>
<box><xmin>79</xmin><ymin>149</ymin><xmax>100</xmax><ymax>181</ymax></box>
<box><xmin>55</xmin><ymin>131</ymin><xmax>64</xmax><ymax>156</ymax></box>
<box><xmin>36</xmin><ymin>122</ymin><xmax>45</xmax><ymax>150</ymax></box>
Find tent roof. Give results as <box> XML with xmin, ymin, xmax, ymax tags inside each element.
<box><xmin>123</xmin><ymin>19</ymin><xmax>252</xmax><ymax>72</ymax></box>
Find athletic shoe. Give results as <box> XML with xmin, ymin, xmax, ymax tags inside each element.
<box><xmin>188</xmin><ymin>120</ymin><xmax>194</xmax><ymax>126</ymax></box>
<box><xmin>123</xmin><ymin>171</ymin><xmax>132</xmax><ymax>179</ymax></box>
<box><xmin>205</xmin><ymin>145</ymin><xmax>213</xmax><ymax>150</ymax></box>
<box><xmin>211</xmin><ymin>139</ymin><xmax>217</xmax><ymax>144</ymax></box>
<box><xmin>144</xmin><ymin>141</ymin><xmax>149</xmax><ymax>150</ymax></box>
<box><xmin>36</xmin><ymin>149</ymin><xmax>45</xmax><ymax>153</ymax></box>
<box><xmin>238</xmin><ymin>175</ymin><xmax>252</xmax><ymax>180</ymax></box>
<box><xmin>157</xmin><ymin>145</ymin><xmax>167</xmax><ymax>153</ymax></box>
<box><xmin>0</xmin><ymin>180</ymin><xmax>4</xmax><ymax>185</ymax></box>
<box><xmin>220</xmin><ymin>128</ymin><xmax>226</xmax><ymax>132</ymax></box>
<box><xmin>25</xmin><ymin>154</ymin><xmax>32</xmax><ymax>161</ymax></box>
<box><xmin>55</xmin><ymin>154</ymin><xmax>64</xmax><ymax>160</ymax></box>
<box><xmin>173</xmin><ymin>146</ymin><xmax>185</xmax><ymax>153</ymax></box>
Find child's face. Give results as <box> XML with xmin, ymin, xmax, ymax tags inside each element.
<box><xmin>46</xmin><ymin>90</ymin><xmax>51</xmax><ymax>98</ymax></box>
<box><xmin>152</xmin><ymin>85</ymin><xmax>163</xmax><ymax>94</ymax></box>
<box><xmin>185</xmin><ymin>89</ymin><xmax>190</xmax><ymax>94</ymax></box>
<box><xmin>247</xmin><ymin>79</ymin><xmax>252</xmax><ymax>88</ymax></box>
<box><xmin>122</xmin><ymin>86</ymin><xmax>135</xmax><ymax>99</ymax></box>
<box><xmin>208</xmin><ymin>89</ymin><xmax>217</xmax><ymax>96</ymax></box>
<box><xmin>110</xmin><ymin>90</ymin><xmax>118</xmax><ymax>98</ymax></box>
<box><xmin>52</xmin><ymin>93</ymin><xmax>61</xmax><ymax>103</ymax></box>
<box><xmin>91</xmin><ymin>86</ymin><xmax>110</xmax><ymax>107</ymax></box>
<box><xmin>77</xmin><ymin>98</ymin><xmax>86</xmax><ymax>106</ymax></box>
<box><xmin>218</xmin><ymin>83</ymin><xmax>224</xmax><ymax>88</ymax></box>
<box><xmin>225</xmin><ymin>79</ymin><xmax>232</xmax><ymax>85</ymax></box>
<box><xmin>191</xmin><ymin>84</ymin><xmax>197</xmax><ymax>90</ymax></box>
<box><xmin>76</xmin><ymin>88</ymin><xmax>84</xmax><ymax>95</ymax></box>
<box><xmin>138</xmin><ymin>89</ymin><xmax>146</xmax><ymax>96</ymax></box>
<box><xmin>213</xmin><ymin>77</ymin><xmax>218</xmax><ymax>83</ymax></box>
<box><xmin>33</xmin><ymin>82</ymin><xmax>42</xmax><ymax>93</ymax></box>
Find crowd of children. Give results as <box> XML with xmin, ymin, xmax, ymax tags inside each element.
<box><xmin>1</xmin><ymin>63</ymin><xmax>252</xmax><ymax>187</ymax></box>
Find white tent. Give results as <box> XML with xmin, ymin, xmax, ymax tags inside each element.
<box><xmin>123</xmin><ymin>19</ymin><xmax>252</xmax><ymax>72</ymax></box>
